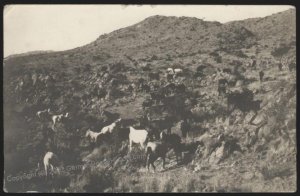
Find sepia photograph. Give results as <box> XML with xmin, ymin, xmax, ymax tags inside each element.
<box><xmin>3</xmin><ymin>4</ymin><xmax>296</xmax><ymax>193</ymax></box>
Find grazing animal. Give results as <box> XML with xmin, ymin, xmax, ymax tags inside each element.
<box><xmin>148</xmin><ymin>72</ymin><xmax>160</xmax><ymax>81</ymax></box>
<box><xmin>176</xmin><ymin>83</ymin><xmax>186</xmax><ymax>93</ymax></box>
<box><xmin>150</xmin><ymin>91</ymin><xmax>165</xmax><ymax>104</ymax></box>
<box><xmin>36</xmin><ymin>108</ymin><xmax>50</xmax><ymax>119</ymax></box>
<box><xmin>101</xmin><ymin>110</ymin><xmax>120</xmax><ymax>123</ymax></box>
<box><xmin>218</xmin><ymin>79</ymin><xmax>228</xmax><ymax>96</ymax></box>
<box><xmin>146</xmin><ymin>141</ymin><xmax>168</xmax><ymax>171</ymax></box>
<box><xmin>259</xmin><ymin>71</ymin><xmax>264</xmax><ymax>82</ymax></box>
<box><xmin>43</xmin><ymin>152</ymin><xmax>60</xmax><ymax>177</ymax></box>
<box><xmin>161</xmin><ymin>133</ymin><xmax>182</xmax><ymax>164</ymax></box>
<box><xmin>85</xmin><ymin>129</ymin><xmax>102</xmax><ymax>142</ymax></box>
<box><xmin>140</xmin><ymin>83</ymin><xmax>151</xmax><ymax>93</ymax></box>
<box><xmin>180</xmin><ymin>119</ymin><xmax>190</xmax><ymax>138</ymax></box>
<box><xmin>166</xmin><ymin>73</ymin><xmax>174</xmax><ymax>81</ymax></box>
<box><xmin>129</xmin><ymin>126</ymin><xmax>149</xmax><ymax>152</ymax></box>
<box><xmin>142</xmin><ymin>98</ymin><xmax>154</xmax><ymax>110</ymax></box>
<box><xmin>100</xmin><ymin>118</ymin><xmax>121</xmax><ymax>134</ymax></box>
<box><xmin>227</xmin><ymin>88</ymin><xmax>256</xmax><ymax>114</ymax></box>
<box><xmin>167</xmin><ymin>68</ymin><xmax>175</xmax><ymax>74</ymax></box>
<box><xmin>52</xmin><ymin>113</ymin><xmax>69</xmax><ymax>128</ymax></box>
<box><xmin>174</xmin><ymin>68</ymin><xmax>183</xmax><ymax>74</ymax></box>
<box><xmin>251</xmin><ymin>59</ymin><xmax>257</xmax><ymax>67</ymax></box>
<box><xmin>149</xmin><ymin>118</ymin><xmax>173</xmax><ymax>138</ymax></box>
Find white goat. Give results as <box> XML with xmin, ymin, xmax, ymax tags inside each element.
<box><xmin>129</xmin><ymin>126</ymin><xmax>149</xmax><ymax>152</ymax></box>
<box><xmin>51</xmin><ymin>112</ymin><xmax>69</xmax><ymax>129</ymax></box>
<box><xmin>85</xmin><ymin>129</ymin><xmax>102</xmax><ymax>143</ymax></box>
<box><xmin>99</xmin><ymin>118</ymin><xmax>121</xmax><ymax>134</ymax></box>
<box><xmin>174</xmin><ymin>68</ymin><xmax>183</xmax><ymax>74</ymax></box>
<box><xmin>43</xmin><ymin>152</ymin><xmax>60</xmax><ymax>177</ymax></box>
<box><xmin>36</xmin><ymin>108</ymin><xmax>50</xmax><ymax>119</ymax></box>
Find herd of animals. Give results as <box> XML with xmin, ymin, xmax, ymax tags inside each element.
<box><xmin>32</xmin><ymin>58</ymin><xmax>296</xmax><ymax>179</ymax></box>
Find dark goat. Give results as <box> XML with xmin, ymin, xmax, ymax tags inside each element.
<box><xmin>259</xmin><ymin>71</ymin><xmax>264</xmax><ymax>82</ymax></box>
<box><xmin>150</xmin><ymin>91</ymin><xmax>165</xmax><ymax>104</ymax></box>
<box><xmin>148</xmin><ymin>72</ymin><xmax>160</xmax><ymax>81</ymax></box>
<box><xmin>161</xmin><ymin>133</ymin><xmax>182</xmax><ymax>165</ymax></box>
<box><xmin>218</xmin><ymin>79</ymin><xmax>228</xmax><ymax>96</ymax></box>
<box><xmin>142</xmin><ymin>98</ymin><xmax>154</xmax><ymax>110</ymax></box>
<box><xmin>227</xmin><ymin>89</ymin><xmax>261</xmax><ymax>115</ymax></box>
<box><xmin>146</xmin><ymin>141</ymin><xmax>168</xmax><ymax>171</ymax></box>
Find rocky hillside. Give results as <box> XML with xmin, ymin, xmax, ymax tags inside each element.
<box><xmin>3</xmin><ymin>8</ymin><xmax>296</xmax><ymax>192</ymax></box>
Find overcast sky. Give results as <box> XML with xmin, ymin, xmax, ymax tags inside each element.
<box><xmin>4</xmin><ymin>5</ymin><xmax>293</xmax><ymax>57</ymax></box>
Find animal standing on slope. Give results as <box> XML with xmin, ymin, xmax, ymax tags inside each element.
<box><xmin>160</xmin><ymin>132</ymin><xmax>182</xmax><ymax>165</ymax></box>
<box><xmin>145</xmin><ymin>141</ymin><xmax>169</xmax><ymax>172</ymax></box>
<box><xmin>174</xmin><ymin>68</ymin><xmax>183</xmax><ymax>74</ymax></box>
<box><xmin>259</xmin><ymin>70</ymin><xmax>264</xmax><ymax>82</ymax></box>
<box><xmin>128</xmin><ymin>126</ymin><xmax>149</xmax><ymax>152</ymax></box>
<box><xmin>85</xmin><ymin>129</ymin><xmax>102</xmax><ymax>143</ymax></box>
<box><xmin>43</xmin><ymin>152</ymin><xmax>60</xmax><ymax>178</ymax></box>
<box><xmin>36</xmin><ymin>108</ymin><xmax>50</xmax><ymax>119</ymax></box>
<box><xmin>51</xmin><ymin>112</ymin><xmax>69</xmax><ymax>130</ymax></box>
<box><xmin>167</xmin><ymin>68</ymin><xmax>175</xmax><ymax>74</ymax></box>
<box><xmin>100</xmin><ymin>118</ymin><xmax>122</xmax><ymax>134</ymax></box>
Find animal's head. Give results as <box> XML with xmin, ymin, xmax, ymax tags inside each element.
<box><xmin>85</xmin><ymin>129</ymin><xmax>91</xmax><ymax>137</ymax></box>
<box><xmin>65</xmin><ymin>113</ymin><xmax>69</xmax><ymax>118</ymax></box>
<box><xmin>115</xmin><ymin>118</ymin><xmax>122</xmax><ymax>123</ymax></box>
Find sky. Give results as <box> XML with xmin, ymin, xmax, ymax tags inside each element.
<box><xmin>4</xmin><ymin>5</ymin><xmax>294</xmax><ymax>57</ymax></box>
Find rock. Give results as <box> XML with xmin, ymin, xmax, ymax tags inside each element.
<box><xmin>193</xmin><ymin>164</ymin><xmax>201</xmax><ymax>172</ymax></box>
<box><xmin>208</xmin><ymin>151</ymin><xmax>216</xmax><ymax>164</ymax></box>
<box><xmin>252</xmin><ymin>113</ymin><xmax>266</xmax><ymax>125</ymax></box>
<box><xmin>243</xmin><ymin>172</ymin><xmax>254</xmax><ymax>180</ymax></box>
<box><xmin>254</xmin><ymin>171</ymin><xmax>264</xmax><ymax>180</ymax></box>
<box><xmin>103</xmin><ymin>188</ymin><xmax>112</xmax><ymax>192</ymax></box>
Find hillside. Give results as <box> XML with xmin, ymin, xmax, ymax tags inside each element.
<box><xmin>3</xmin><ymin>8</ymin><xmax>296</xmax><ymax>193</ymax></box>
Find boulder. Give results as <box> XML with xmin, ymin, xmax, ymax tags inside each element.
<box><xmin>243</xmin><ymin>172</ymin><xmax>254</xmax><ymax>180</ymax></box>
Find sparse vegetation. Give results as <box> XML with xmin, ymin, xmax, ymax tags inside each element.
<box><xmin>3</xmin><ymin>8</ymin><xmax>296</xmax><ymax>193</ymax></box>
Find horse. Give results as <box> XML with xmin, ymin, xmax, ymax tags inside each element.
<box><xmin>128</xmin><ymin>126</ymin><xmax>149</xmax><ymax>152</ymax></box>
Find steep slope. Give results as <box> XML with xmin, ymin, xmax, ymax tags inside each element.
<box><xmin>3</xmin><ymin>8</ymin><xmax>296</xmax><ymax>193</ymax></box>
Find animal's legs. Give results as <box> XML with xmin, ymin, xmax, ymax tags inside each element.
<box><xmin>50</xmin><ymin>164</ymin><xmax>54</xmax><ymax>175</ymax></box>
<box><xmin>129</xmin><ymin>140</ymin><xmax>132</xmax><ymax>152</ymax></box>
<box><xmin>151</xmin><ymin>162</ymin><xmax>156</xmax><ymax>171</ymax></box>
<box><xmin>44</xmin><ymin>164</ymin><xmax>47</xmax><ymax>177</ymax></box>
<box><xmin>146</xmin><ymin>157</ymin><xmax>150</xmax><ymax>171</ymax></box>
